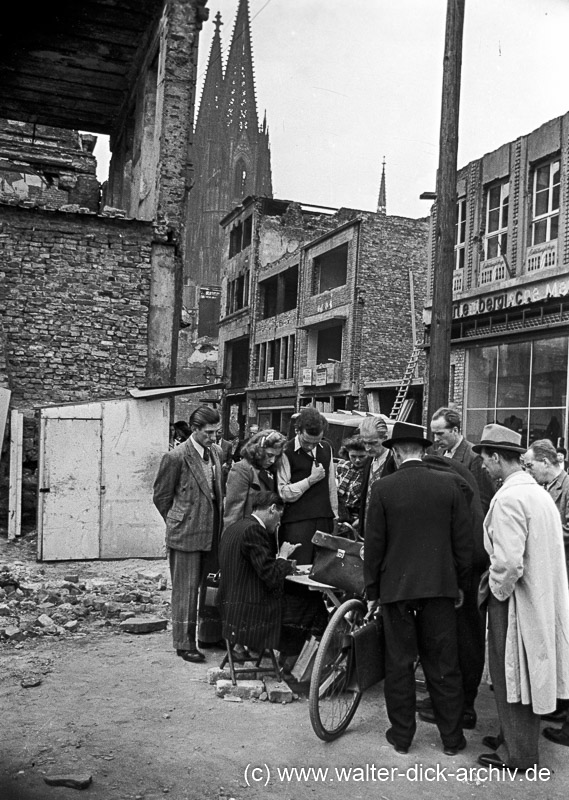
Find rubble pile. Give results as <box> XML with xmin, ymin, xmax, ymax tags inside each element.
<box><xmin>0</xmin><ymin>561</ymin><xmax>170</xmax><ymax>645</ymax></box>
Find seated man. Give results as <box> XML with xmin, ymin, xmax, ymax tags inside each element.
<box><xmin>218</xmin><ymin>491</ymin><xmax>300</xmax><ymax>654</ymax></box>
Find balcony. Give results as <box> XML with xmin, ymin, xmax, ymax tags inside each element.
<box><xmin>479</xmin><ymin>257</ymin><xmax>507</xmax><ymax>287</ymax></box>
<box><xmin>526</xmin><ymin>241</ymin><xmax>557</xmax><ymax>274</ymax></box>
<box><xmin>302</xmin><ymin>362</ymin><xmax>343</xmax><ymax>386</ymax></box>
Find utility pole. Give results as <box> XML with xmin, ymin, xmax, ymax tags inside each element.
<box><xmin>427</xmin><ymin>0</ymin><xmax>465</xmax><ymax>422</ymax></box>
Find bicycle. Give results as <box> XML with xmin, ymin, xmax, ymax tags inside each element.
<box><xmin>308</xmin><ymin>592</ymin><xmax>369</xmax><ymax>741</ymax></box>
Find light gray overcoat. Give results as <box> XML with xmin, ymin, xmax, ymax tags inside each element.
<box><xmin>484</xmin><ymin>470</ymin><xmax>569</xmax><ymax>713</ymax></box>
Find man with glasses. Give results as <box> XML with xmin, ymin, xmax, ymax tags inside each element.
<box><xmin>277</xmin><ymin>406</ymin><xmax>338</xmax><ymax>564</ymax></box>
<box><xmin>523</xmin><ymin>438</ymin><xmax>569</xmax><ymax>746</ymax></box>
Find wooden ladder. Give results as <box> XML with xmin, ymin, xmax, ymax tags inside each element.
<box><xmin>389</xmin><ymin>345</ymin><xmax>422</xmax><ymax>421</ymax></box>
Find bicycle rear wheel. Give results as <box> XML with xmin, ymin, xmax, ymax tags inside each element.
<box><xmin>309</xmin><ymin>597</ymin><xmax>365</xmax><ymax>741</ymax></box>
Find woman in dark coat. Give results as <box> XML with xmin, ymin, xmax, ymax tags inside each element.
<box><xmin>223</xmin><ymin>429</ymin><xmax>286</xmax><ymax>531</ymax></box>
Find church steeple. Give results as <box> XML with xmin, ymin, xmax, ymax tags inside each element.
<box><xmin>223</xmin><ymin>0</ymin><xmax>258</xmax><ymax>133</ymax></box>
<box><xmin>377</xmin><ymin>157</ymin><xmax>386</xmax><ymax>214</ymax></box>
<box><xmin>195</xmin><ymin>11</ymin><xmax>224</xmax><ymax>130</ymax></box>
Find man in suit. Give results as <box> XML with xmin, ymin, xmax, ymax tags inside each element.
<box><xmin>219</xmin><ymin>491</ymin><xmax>300</xmax><ymax>652</ymax></box>
<box><xmin>523</xmin><ymin>438</ymin><xmax>569</xmax><ymax>745</ymax></box>
<box><xmin>365</xmin><ymin>422</ymin><xmax>472</xmax><ymax>756</ymax></box>
<box><xmin>153</xmin><ymin>406</ymin><xmax>224</xmax><ymax>663</ymax></box>
<box><xmin>475</xmin><ymin>424</ymin><xmax>569</xmax><ymax>770</ymax></box>
<box><xmin>430</xmin><ymin>407</ymin><xmax>495</xmax><ymax>514</ymax></box>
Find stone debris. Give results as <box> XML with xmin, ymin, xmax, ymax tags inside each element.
<box><xmin>0</xmin><ymin>559</ymin><xmax>170</xmax><ymax>647</ymax></box>
<box><xmin>119</xmin><ymin>616</ymin><xmax>168</xmax><ymax>634</ymax></box>
<box><xmin>215</xmin><ymin>679</ymin><xmax>264</xmax><ymax>700</ymax></box>
<box><xmin>21</xmin><ymin>675</ymin><xmax>42</xmax><ymax>688</ymax></box>
<box><xmin>263</xmin><ymin>678</ymin><xmax>294</xmax><ymax>704</ymax></box>
<box><xmin>44</xmin><ymin>773</ymin><xmax>93</xmax><ymax>789</ymax></box>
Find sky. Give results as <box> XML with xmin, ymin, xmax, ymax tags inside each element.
<box><xmin>93</xmin><ymin>0</ymin><xmax>569</xmax><ymax>220</ymax></box>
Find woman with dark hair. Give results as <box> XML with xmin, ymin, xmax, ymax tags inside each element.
<box><xmin>171</xmin><ymin>420</ymin><xmax>191</xmax><ymax>448</ymax></box>
<box><xmin>223</xmin><ymin>429</ymin><xmax>286</xmax><ymax>531</ymax></box>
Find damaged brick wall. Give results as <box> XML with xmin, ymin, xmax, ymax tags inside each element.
<box><xmin>1</xmin><ymin>205</ymin><xmax>154</xmax><ymax>409</ymax></box>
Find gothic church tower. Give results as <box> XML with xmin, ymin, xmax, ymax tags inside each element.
<box><xmin>185</xmin><ymin>0</ymin><xmax>272</xmax><ymax>299</ymax></box>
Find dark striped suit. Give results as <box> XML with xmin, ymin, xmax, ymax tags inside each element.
<box><xmin>219</xmin><ymin>515</ymin><xmax>294</xmax><ymax>651</ymax></box>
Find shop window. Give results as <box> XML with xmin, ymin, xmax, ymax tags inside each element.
<box><xmin>484</xmin><ymin>181</ymin><xmax>509</xmax><ymax>260</ymax></box>
<box><xmin>531</xmin><ymin>158</ymin><xmax>560</xmax><ymax>245</ymax></box>
<box><xmin>464</xmin><ymin>337</ymin><xmax>568</xmax><ymax>448</ymax></box>
<box><xmin>316</xmin><ymin>325</ymin><xmax>342</xmax><ymax>363</ymax></box>
<box><xmin>254</xmin><ymin>335</ymin><xmax>295</xmax><ymax>382</ymax></box>
<box><xmin>313</xmin><ymin>243</ymin><xmax>348</xmax><ymax>294</ymax></box>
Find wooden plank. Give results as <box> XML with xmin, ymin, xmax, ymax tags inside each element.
<box><xmin>0</xmin><ymin>388</ymin><xmax>10</xmax><ymax>450</ymax></box>
<box><xmin>8</xmin><ymin>410</ymin><xmax>23</xmax><ymax>541</ymax></box>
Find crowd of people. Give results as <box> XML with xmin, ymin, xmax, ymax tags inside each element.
<box><xmin>153</xmin><ymin>402</ymin><xmax>569</xmax><ymax>771</ymax></box>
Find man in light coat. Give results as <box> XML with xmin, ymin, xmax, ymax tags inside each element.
<box><xmin>474</xmin><ymin>424</ymin><xmax>569</xmax><ymax>770</ymax></box>
<box><xmin>153</xmin><ymin>406</ymin><xmax>224</xmax><ymax>663</ymax></box>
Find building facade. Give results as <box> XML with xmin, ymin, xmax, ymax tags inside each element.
<box><xmin>424</xmin><ymin>111</ymin><xmax>569</xmax><ymax>448</ymax></box>
<box><xmin>218</xmin><ymin>196</ymin><xmax>428</xmax><ymax>437</ymax></box>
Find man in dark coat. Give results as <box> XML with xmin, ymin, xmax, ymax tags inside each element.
<box><xmin>430</xmin><ymin>407</ymin><xmax>495</xmax><ymax>514</ymax></box>
<box><xmin>219</xmin><ymin>492</ymin><xmax>300</xmax><ymax>651</ymax></box>
<box><xmin>365</xmin><ymin>422</ymin><xmax>472</xmax><ymax>756</ymax></box>
<box><xmin>153</xmin><ymin>406</ymin><xmax>224</xmax><ymax>663</ymax></box>
<box><xmin>420</xmin><ymin>453</ymin><xmax>488</xmax><ymax>730</ymax></box>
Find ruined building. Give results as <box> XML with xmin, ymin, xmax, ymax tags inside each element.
<box><xmin>177</xmin><ymin>0</ymin><xmax>272</xmax><ymax>404</ymax></box>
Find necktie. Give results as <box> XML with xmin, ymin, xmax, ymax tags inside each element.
<box><xmin>203</xmin><ymin>448</ymin><xmax>210</xmax><ymax>463</ymax></box>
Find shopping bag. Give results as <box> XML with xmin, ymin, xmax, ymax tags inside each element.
<box><xmin>350</xmin><ymin>615</ymin><xmax>385</xmax><ymax>691</ymax></box>
<box><xmin>309</xmin><ymin>531</ymin><xmax>365</xmax><ymax>595</ymax></box>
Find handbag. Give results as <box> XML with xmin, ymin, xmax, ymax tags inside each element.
<box><xmin>309</xmin><ymin>530</ymin><xmax>365</xmax><ymax>595</ymax></box>
<box><xmin>350</xmin><ymin>615</ymin><xmax>385</xmax><ymax>691</ymax></box>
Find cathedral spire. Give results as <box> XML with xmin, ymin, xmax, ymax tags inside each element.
<box><xmin>377</xmin><ymin>157</ymin><xmax>386</xmax><ymax>214</ymax></box>
<box><xmin>223</xmin><ymin>0</ymin><xmax>258</xmax><ymax>133</ymax></box>
<box><xmin>195</xmin><ymin>10</ymin><xmax>224</xmax><ymax>129</ymax></box>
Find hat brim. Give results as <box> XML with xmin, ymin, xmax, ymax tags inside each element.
<box><xmin>472</xmin><ymin>440</ymin><xmax>525</xmax><ymax>455</ymax></box>
<box><xmin>383</xmin><ymin>435</ymin><xmax>433</xmax><ymax>449</ymax></box>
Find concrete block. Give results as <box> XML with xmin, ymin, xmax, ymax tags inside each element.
<box><xmin>119</xmin><ymin>615</ymin><xmax>168</xmax><ymax>634</ymax></box>
<box><xmin>206</xmin><ymin>667</ymin><xmax>232</xmax><ymax>684</ymax></box>
<box><xmin>215</xmin><ymin>679</ymin><xmax>264</xmax><ymax>700</ymax></box>
<box><xmin>264</xmin><ymin>678</ymin><xmax>293</xmax><ymax>704</ymax></box>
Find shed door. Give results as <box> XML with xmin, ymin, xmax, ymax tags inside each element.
<box><xmin>40</xmin><ymin>418</ymin><xmax>102</xmax><ymax>560</ymax></box>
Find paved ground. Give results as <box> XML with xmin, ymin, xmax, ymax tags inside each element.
<box><xmin>1</xmin><ymin>534</ymin><xmax>567</xmax><ymax>799</ymax></box>
<box><xmin>1</xmin><ymin>620</ymin><xmax>568</xmax><ymax>800</ymax></box>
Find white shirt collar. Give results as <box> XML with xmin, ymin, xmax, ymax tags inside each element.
<box><xmin>251</xmin><ymin>512</ymin><xmax>266</xmax><ymax>529</ymax></box>
<box><xmin>190</xmin><ymin>434</ymin><xmax>205</xmax><ymax>458</ymax></box>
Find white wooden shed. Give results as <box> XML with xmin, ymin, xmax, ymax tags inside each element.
<box><xmin>36</xmin><ymin>384</ymin><xmax>222</xmax><ymax>561</ymax></box>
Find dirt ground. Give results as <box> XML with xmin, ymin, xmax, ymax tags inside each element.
<box><xmin>1</xmin><ymin>532</ymin><xmax>568</xmax><ymax>800</ymax></box>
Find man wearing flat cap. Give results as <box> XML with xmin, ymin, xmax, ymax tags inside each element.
<box><xmin>364</xmin><ymin>421</ymin><xmax>472</xmax><ymax>757</ymax></box>
<box><xmin>474</xmin><ymin>423</ymin><xmax>569</xmax><ymax>771</ymax></box>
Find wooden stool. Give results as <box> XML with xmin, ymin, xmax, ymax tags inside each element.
<box><xmin>220</xmin><ymin>640</ymin><xmax>282</xmax><ymax>686</ymax></box>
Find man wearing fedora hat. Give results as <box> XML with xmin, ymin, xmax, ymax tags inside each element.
<box><xmin>365</xmin><ymin>421</ymin><xmax>472</xmax><ymax>756</ymax></box>
<box><xmin>474</xmin><ymin>423</ymin><xmax>569</xmax><ymax>771</ymax></box>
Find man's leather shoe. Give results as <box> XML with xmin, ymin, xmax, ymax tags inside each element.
<box><xmin>419</xmin><ymin>708</ymin><xmax>476</xmax><ymax>729</ymax></box>
<box><xmin>543</xmin><ymin>727</ymin><xmax>569</xmax><ymax>747</ymax></box>
<box><xmin>477</xmin><ymin>753</ymin><xmax>529</xmax><ymax>771</ymax></box>
<box><xmin>482</xmin><ymin>735</ymin><xmax>502</xmax><ymax>750</ymax></box>
<box><xmin>443</xmin><ymin>735</ymin><xmax>466</xmax><ymax>756</ymax></box>
<box><xmin>177</xmin><ymin>648</ymin><xmax>205</xmax><ymax>663</ymax></box>
<box><xmin>385</xmin><ymin>729</ymin><xmax>409</xmax><ymax>754</ymax></box>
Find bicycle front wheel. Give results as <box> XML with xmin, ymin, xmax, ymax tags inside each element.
<box><xmin>309</xmin><ymin>597</ymin><xmax>365</xmax><ymax>741</ymax></box>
